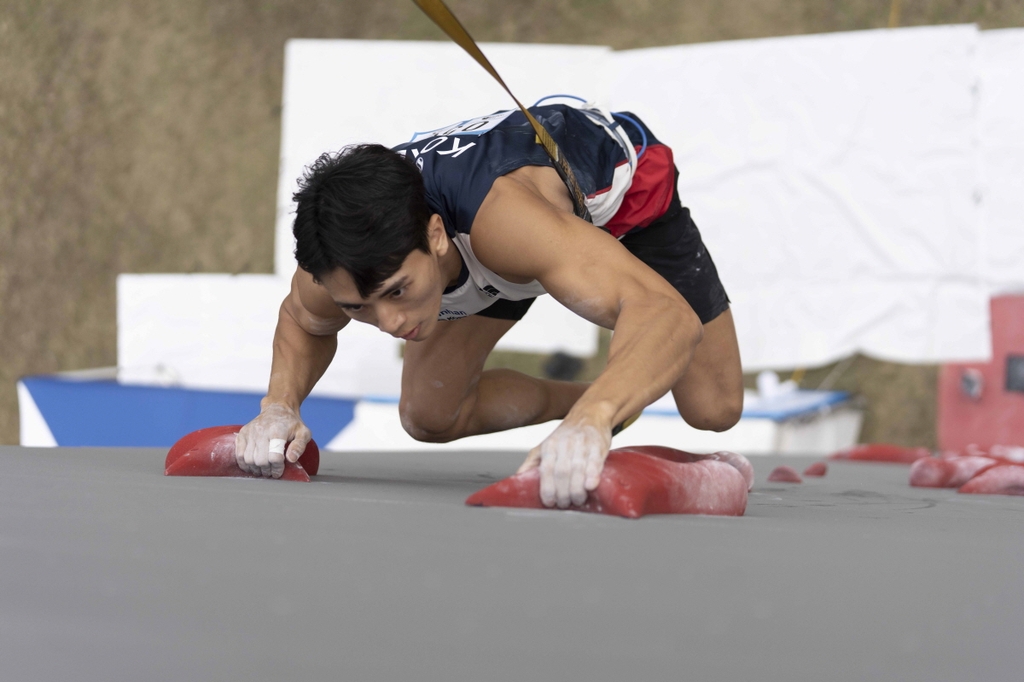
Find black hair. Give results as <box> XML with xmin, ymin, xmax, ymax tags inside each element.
<box><xmin>292</xmin><ymin>144</ymin><xmax>432</xmax><ymax>298</ymax></box>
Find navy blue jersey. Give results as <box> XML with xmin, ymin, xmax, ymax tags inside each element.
<box><xmin>391</xmin><ymin>103</ymin><xmax>675</xmax><ymax>239</ymax></box>
<box><xmin>391</xmin><ymin>102</ymin><xmax>679</xmax><ymax>320</ymax></box>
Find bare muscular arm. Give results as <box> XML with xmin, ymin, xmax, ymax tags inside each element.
<box><xmin>234</xmin><ymin>267</ymin><xmax>349</xmax><ymax>477</ymax></box>
<box><xmin>472</xmin><ymin>167</ymin><xmax>705</xmax><ymax>506</ymax></box>
<box><xmin>265</xmin><ymin>268</ymin><xmax>348</xmax><ymax>411</ymax></box>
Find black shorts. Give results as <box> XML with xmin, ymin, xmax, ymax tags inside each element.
<box><xmin>476</xmin><ymin>185</ymin><xmax>730</xmax><ymax>325</ymax></box>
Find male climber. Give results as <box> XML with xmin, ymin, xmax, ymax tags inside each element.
<box><xmin>234</xmin><ymin>101</ymin><xmax>743</xmax><ymax>508</ymax></box>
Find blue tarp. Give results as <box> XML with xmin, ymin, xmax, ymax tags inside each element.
<box><xmin>21</xmin><ymin>376</ymin><xmax>356</xmax><ymax>447</ymax></box>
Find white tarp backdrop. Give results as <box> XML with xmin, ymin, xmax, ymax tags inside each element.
<box><xmin>609</xmin><ymin>25</ymin><xmax>989</xmax><ymax>367</ymax></box>
<box><xmin>979</xmin><ymin>29</ymin><xmax>1024</xmax><ymax>296</ymax></box>
<box><xmin>275</xmin><ymin>40</ymin><xmax>612</xmax><ymax>357</ymax></box>
<box><xmin>119</xmin><ymin>26</ymin><xmax>1023</xmax><ymax>397</ymax></box>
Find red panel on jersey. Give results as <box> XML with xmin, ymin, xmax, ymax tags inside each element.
<box><xmin>604</xmin><ymin>144</ymin><xmax>676</xmax><ymax>238</ymax></box>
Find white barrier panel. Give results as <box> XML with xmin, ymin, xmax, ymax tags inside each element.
<box><xmin>325</xmin><ymin>390</ymin><xmax>861</xmax><ymax>455</ymax></box>
<box><xmin>276</xmin><ymin>40</ymin><xmax>610</xmax><ymax>356</ymax></box>
<box><xmin>326</xmin><ymin>400</ymin><xmax>782</xmax><ymax>454</ymax></box>
<box><xmin>979</xmin><ymin>29</ymin><xmax>1024</xmax><ymax>295</ymax></box>
<box><xmin>17</xmin><ymin>381</ymin><xmax>57</xmax><ymax>447</ymax></box>
<box><xmin>117</xmin><ymin>274</ymin><xmax>403</xmax><ymax>397</ymax></box>
<box><xmin>608</xmin><ymin>26</ymin><xmax>989</xmax><ymax>367</ymax></box>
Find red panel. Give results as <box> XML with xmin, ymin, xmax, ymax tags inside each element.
<box><xmin>938</xmin><ymin>295</ymin><xmax>1024</xmax><ymax>452</ymax></box>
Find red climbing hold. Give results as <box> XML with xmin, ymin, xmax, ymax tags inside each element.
<box><xmin>803</xmin><ymin>462</ymin><xmax>827</xmax><ymax>477</ymax></box>
<box><xmin>164</xmin><ymin>425</ymin><xmax>319</xmax><ymax>482</ymax></box>
<box><xmin>958</xmin><ymin>465</ymin><xmax>1024</xmax><ymax>496</ymax></box>
<box><xmin>613</xmin><ymin>445</ymin><xmax>755</xmax><ymax>492</ymax></box>
<box><xmin>767</xmin><ymin>465</ymin><xmax>802</xmax><ymax>483</ymax></box>
<box><xmin>830</xmin><ymin>443</ymin><xmax>932</xmax><ymax>464</ymax></box>
<box><xmin>909</xmin><ymin>456</ymin><xmax>997</xmax><ymax>489</ymax></box>
<box><xmin>466</xmin><ymin>445</ymin><xmax>751</xmax><ymax>518</ymax></box>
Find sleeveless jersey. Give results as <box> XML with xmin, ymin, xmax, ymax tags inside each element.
<box><xmin>391</xmin><ymin>102</ymin><xmax>675</xmax><ymax>321</ymax></box>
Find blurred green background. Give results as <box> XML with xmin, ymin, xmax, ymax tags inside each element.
<box><xmin>3</xmin><ymin>0</ymin><xmax>1022</xmax><ymax>446</ymax></box>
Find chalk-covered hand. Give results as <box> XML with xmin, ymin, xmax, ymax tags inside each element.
<box><xmin>234</xmin><ymin>403</ymin><xmax>311</xmax><ymax>478</ymax></box>
<box><xmin>517</xmin><ymin>414</ymin><xmax>613</xmax><ymax>508</ymax></box>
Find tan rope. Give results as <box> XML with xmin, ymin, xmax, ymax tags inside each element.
<box><xmin>412</xmin><ymin>0</ymin><xmax>592</xmax><ymax>222</ymax></box>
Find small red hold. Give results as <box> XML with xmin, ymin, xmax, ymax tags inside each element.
<box><xmin>958</xmin><ymin>465</ymin><xmax>1024</xmax><ymax>496</ymax></box>
<box><xmin>829</xmin><ymin>443</ymin><xmax>932</xmax><ymax>464</ymax></box>
<box><xmin>466</xmin><ymin>445</ymin><xmax>751</xmax><ymax>518</ymax></box>
<box><xmin>767</xmin><ymin>465</ymin><xmax>802</xmax><ymax>483</ymax></box>
<box><xmin>164</xmin><ymin>425</ymin><xmax>319</xmax><ymax>482</ymax></box>
<box><xmin>803</xmin><ymin>462</ymin><xmax>827</xmax><ymax>477</ymax></box>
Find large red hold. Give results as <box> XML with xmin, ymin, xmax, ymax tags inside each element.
<box><xmin>830</xmin><ymin>443</ymin><xmax>932</xmax><ymax>464</ymax></box>
<box><xmin>614</xmin><ymin>445</ymin><xmax>755</xmax><ymax>492</ymax></box>
<box><xmin>164</xmin><ymin>425</ymin><xmax>320</xmax><ymax>482</ymax></box>
<box><xmin>465</xmin><ymin>445</ymin><xmax>751</xmax><ymax>518</ymax></box>
<box><xmin>958</xmin><ymin>465</ymin><xmax>1024</xmax><ymax>496</ymax></box>
<box><xmin>909</xmin><ymin>456</ymin><xmax>998</xmax><ymax>489</ymax></box>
